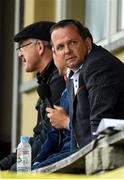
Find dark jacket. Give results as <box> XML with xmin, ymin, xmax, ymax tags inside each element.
<box><xmin>68</xmin><ymin>44</ymin><xmax>124</xmax><ymax>150</ymax></box>
<box><xmin>30</xmin><ymin>61</ymin><xmax>65</xmax><ymax>159</ymax></box>
<box><xmin>0</xmin><ymin>60</ymin><xmax>65</xmax><ymax>170</ymax></box>
<box><xmin>32</xmin><ymin>88</ymin><xmax>71</xmax><ymax>170</ymax></box>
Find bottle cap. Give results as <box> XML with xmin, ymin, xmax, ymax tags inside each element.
<box><xmin>20</xmin><ymin>135</ymin><xmax>29</xmax><ymax>142</ymax></box>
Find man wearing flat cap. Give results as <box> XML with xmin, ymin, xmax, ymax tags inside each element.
<box><xmin>0</xmin><ymin>21</ymin><xmax>65</xmax><ymax>170</ymax></box>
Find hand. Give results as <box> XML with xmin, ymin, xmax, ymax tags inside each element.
<box><xmin>46</xmin><ymin>105</ymin><xmax>69</xmax><ymax>129</ymax></box>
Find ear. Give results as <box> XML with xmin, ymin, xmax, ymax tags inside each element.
<box><xmin>52</xmin><ymin>47</ymin><xmax>56</xmax><ymax>55</ymax></box>
<box><xmin>85</xmin><ymin>37</ymin><xmax>92</xmax><ymax>50</ymax></box>
<box><xmin>85</xmin><ymin>37</ymin><xmax>92</xmax><ymax>44</ymax></box>
<box><xmin>37</xmin><ymin>41</ymin><xmax>45</xmax><ymax>55</ymax></box>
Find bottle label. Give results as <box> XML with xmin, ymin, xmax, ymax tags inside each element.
<box><xmin>17</xmin><ymin>149</ymin><xmax>31</xmax><ymax>171</ymax></box>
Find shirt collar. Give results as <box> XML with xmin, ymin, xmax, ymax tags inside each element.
<box><xmin>67</xmin><ymin>63</ymin><xmax>83</xmax><ymax>77</ymax></box>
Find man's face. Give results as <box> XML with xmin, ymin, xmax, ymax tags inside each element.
<box><xmin>17</xmin><ymin>39</ymin><xmax>41</xmax><ymax>72</ymax></box>
<box><xmin>51</xmin><ymin>25</ymin><xmax>92</xmax><ymax>70</ymax></box>
<box><xmin>53</xmin><ymin>50</ymin><xmax>67</xmax><ymax>76</ymax></box>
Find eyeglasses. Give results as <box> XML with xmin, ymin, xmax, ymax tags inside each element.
<box><xmin>16</xmin><ymin>41</ymin><xmax>34</xmax><ymax>52</ymax></box>
<box><xmin>16</xmin><ymin>39</ymin><xmax>51</xmax><ymax>53</ymax></box>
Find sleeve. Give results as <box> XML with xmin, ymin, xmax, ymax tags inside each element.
<box><xmin>32</xmin><ymin>128</ymin><xmax>60</xmax><ymax>164</ymax></box>
<box><xmin>84</xmin><ymin>55</ymin><xmax>122</xmax><ymax>133</ymax></box>
<box><xmin>0</xmin><ymin>152</ymin><xmax>16</xmax><ymax>170</ymax></box>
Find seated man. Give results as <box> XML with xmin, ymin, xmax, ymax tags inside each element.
<box><xmin>32</xmin><ymin>87</ymin><xmax>72</xmax><ymax>170</ymax></box>
<box><xmin>50</xmin><ymin>19</ymin><xmax>124</xmax><ymax>150</ymax></box>
<box><xmin>32</xmin><ymin>53</ymin><xmax>75</xmax><ymax>170</ymax></box>
<box><xmin>0</xmin><ymin>21</ymin><xmax>65</xmax><ymax>171</ymax></box>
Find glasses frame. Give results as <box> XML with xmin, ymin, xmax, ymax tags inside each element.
<box><xmin>16</xmin><ymin>41</ymin><xmax>35</xmax><ymax>52</ymax></box>
<box><xmin>16</xmin><ymin>39</ymin><xmax>51</xmax><ymax>54</ymax></box>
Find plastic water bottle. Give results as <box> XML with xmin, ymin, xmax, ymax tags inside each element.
<box><xmin>17</xmin><ymin>135</ymin><xmax>31</xmax><ymax>172</ymax></box>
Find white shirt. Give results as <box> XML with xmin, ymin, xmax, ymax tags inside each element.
<box><xmin>69</xmin><ymin>64</ymin><xmax>83</xmax><ymax>95</ymax></box>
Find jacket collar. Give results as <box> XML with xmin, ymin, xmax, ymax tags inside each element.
<box><xmin>36</xmin><ymin>60</ymin><xmax>55</xmax><ymax>84</ymax></box>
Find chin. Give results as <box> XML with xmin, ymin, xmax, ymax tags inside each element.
<box><xmin>25</xmin><ymin>68</ymin><xmax>31</xmax><ymax>72</ymax></box>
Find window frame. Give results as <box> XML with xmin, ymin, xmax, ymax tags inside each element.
<box><xmin>84</xmin><ymin>0</ymin><xmax>124</xmax><ymax>47</ymax></box>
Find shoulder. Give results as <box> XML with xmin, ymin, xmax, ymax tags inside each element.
<box><xmin>83</xmin><ymin>44</ymin><xmax>122</xmax><ymax>72</ymax></box>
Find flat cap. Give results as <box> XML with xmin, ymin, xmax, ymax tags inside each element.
<box><xmin>14</xmin><ymin>21</ymin><xmax>55</xmax><ymax>42</ymax></box>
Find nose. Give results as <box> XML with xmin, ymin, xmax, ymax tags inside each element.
<box><xmin>18</xmin><ymin>50</ymin><xmax>23</xmax><ymax>59</ymax></box>
<box><xmin>64</xmin><ymin>44</ymin><xmax>72</xmax><ymax>54</ymax></box>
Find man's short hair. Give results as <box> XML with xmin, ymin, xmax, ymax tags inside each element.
<box><xmin>50</xmin><ymin>19</ymin><xmax>93</xmax><ymax>43</ymax></box>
